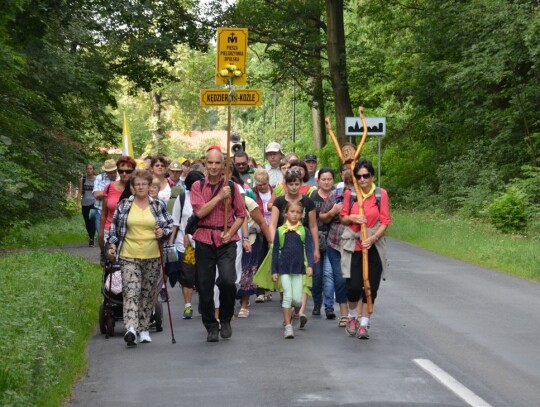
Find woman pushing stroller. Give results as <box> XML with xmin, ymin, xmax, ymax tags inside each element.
<box><xmin>107</xmin><ymin>169</ymin><xmax>173</xmax><ymax>347</ymax></box>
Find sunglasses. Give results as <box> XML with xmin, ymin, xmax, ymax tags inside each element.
<box><xmin>153</xmin><ymin>163</ymin><xmax>166</xmax><ymax>168</ymax></box>
<box><xmin>118</xmin><ymin>169</ymin><xmax>134</xmax><ymax>174</ymax></box>
<box><xmin>355</xmin><ymin>173</ymin><xmax>372</xmax><ymax>180</ymax></box>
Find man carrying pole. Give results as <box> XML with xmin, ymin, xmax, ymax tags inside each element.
<box><xmin>189</xmin><ymin>146</ymin><xmax>247</xmax><ymax>342</ymax></box>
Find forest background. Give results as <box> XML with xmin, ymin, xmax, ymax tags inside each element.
<box><xmin>1</xmin><ymin>0</ymin><xmax>539</xmax><ymax>240</ymax></box>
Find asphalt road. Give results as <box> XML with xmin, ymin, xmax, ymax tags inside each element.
<box><xmin>63</xmin><ymin>239</ymin><xmax>540</xmax><ymax>407</ymax></box>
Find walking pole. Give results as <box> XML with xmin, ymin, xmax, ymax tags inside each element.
<box><xmin>158</xmin><ymin>242</ymin><xmax>176</xmax><ymax>344</ymax></box>
<box><xmin>325</xmin><ymin>107</ymin><xmax>373</xmax><ymax>313</ymax></box>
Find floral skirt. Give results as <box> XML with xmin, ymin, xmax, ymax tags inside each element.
<box><xmin>236</xmin><ymin>235</ymin><xmax>262</xmax><ymax>298</ymax></box>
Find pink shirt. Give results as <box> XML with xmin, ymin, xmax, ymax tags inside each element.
<box><xmin>340</xmin><ymin>188</ymin><xmax>392</xmax><ymax>251</ymax></box>
<box><xmin>104</xmin><ymin>183</ymin><xmax>124</xmax><ymax>230</ymax></box>
<box><xmin>190</xmin><ymin>177</ymin><xmax>247</xmax><ymax>247</ymax></box>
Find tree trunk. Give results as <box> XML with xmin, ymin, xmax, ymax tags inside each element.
<box><xmin>151</xmin><ymin>91</ymin><xmax>162</xmax><ymax>153</ymax></box>
<box><xmin>326</xmin><ymin>0</ymin><xmax>353</xmax><ymax>146</ymax></box>
<box><xmin>310</xmin><ymin>68</ymin><xmax>326</xmax><ymax>150</ymax></box>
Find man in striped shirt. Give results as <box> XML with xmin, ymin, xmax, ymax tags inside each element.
<box><xmin>190</xmin><ymin>146</ymin><xmax>247</xmax><ymax>342</ymax></box>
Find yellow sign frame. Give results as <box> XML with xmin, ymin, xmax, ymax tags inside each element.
<box><xmin>200</xmin><ymin>89</ymin><xmax>262</xmax><ymax>107</ymax></box>
<box><xmin>216</xmin><ymin>28</ymin><xmax>248</xmax><ymax>86</ymax></box>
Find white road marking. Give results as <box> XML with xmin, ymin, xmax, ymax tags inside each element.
<box><xmin>413</xmin><ymin>358</ymin><xmax>492</xmax><ymax>407</ymax></box>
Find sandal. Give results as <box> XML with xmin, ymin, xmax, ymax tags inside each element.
<box><xmin>338</xmin><ymin>316</ymin><xmax>348</xmax><ymax>327</ymax></box>
<box><xmin>238</xmin><ymin>308</ymin><xmax>250</xmax><ymax>318</ymax></box>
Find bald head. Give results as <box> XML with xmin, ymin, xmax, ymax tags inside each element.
<box><xmin>206</xmin><ymin>148</ymin><xmax>224</xmax><ymax>179</ymax></box>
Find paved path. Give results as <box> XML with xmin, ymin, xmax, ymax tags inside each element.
<box><xmin>63</xmin><ymin>239</ymin><xmax>540</xmax><ymax>407</ymax></box>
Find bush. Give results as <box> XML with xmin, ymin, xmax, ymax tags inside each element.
<box><xmin>486</xmin><ymin>186</ymin><xmax>528</xmax><ymax>233</ymax></box>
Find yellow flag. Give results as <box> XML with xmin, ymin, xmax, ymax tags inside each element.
<box><xmin>121</xmin><ymin>112</ymin><xmax>134</xmax><ymax>157</ymax></box>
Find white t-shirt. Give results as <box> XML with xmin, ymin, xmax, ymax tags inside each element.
<box><xmin>258</xmin><ymin>190</ymin><xmax>272</xmax><ymax>224</ymax></box>
<box><xmin>158</xmin><ymin>183</ymin><xmax>171</xmax><ymax>204</ymax></box>
<box><xmin>172</xmin><ymin>190</ymin><xmax>193</xmax><ymax>253</ymax></box>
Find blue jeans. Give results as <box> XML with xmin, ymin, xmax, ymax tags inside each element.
<box><xmin>324</xmin><ymin>246</ymin><xmax>347</xmax><ymax>308</ymax></box>
<box><xmin>94</xmin><ymin>208</ymin><xmax>101</xmax><ymax>239</ymax></box>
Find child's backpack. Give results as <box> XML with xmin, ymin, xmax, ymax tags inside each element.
<box><xmin>277</xmin><ymin>224</ymin><xmax>308</xmax><ymax>267</ymax></box>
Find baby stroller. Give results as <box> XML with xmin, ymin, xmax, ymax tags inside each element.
<box><xmin>99</xmin><ymin>261</ymin><xmax>163</xmax><ymax>337</ymax></box>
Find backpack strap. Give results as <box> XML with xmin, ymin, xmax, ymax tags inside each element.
<box><xmin>349</xmin><ymin>187</ymin><xmax>381</xmax><ymax>212</ymax></box>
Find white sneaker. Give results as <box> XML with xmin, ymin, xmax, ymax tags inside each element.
<box><xmin>124</xmin><ymin>327</ymin><xmax>137</xmax><ymax>346</ymax></box>
<box><xmin>139</xmin><ymin>330</ymin><xmax>152</xmax><ymax>343</ymax></box>
<box><xmin>284</xmin><ymin>324</ymin><xmax>294</xmax><ymax>339</ymax></box>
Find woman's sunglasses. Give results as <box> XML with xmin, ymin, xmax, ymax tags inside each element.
<box><xmin>354</xmin><ymin>173</ymin><xmax>372</xmax><ymax>180</ymax></box>
<box><xmin>118</xmin><ymin>169</ymin><xmax>134</xmax><ymax>175</ymax></box>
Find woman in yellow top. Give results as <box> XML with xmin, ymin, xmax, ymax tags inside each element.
<box><xmin>107</xmin><ymin>169</ymin><xmax>173</xmax><ymax>347</ymax></box>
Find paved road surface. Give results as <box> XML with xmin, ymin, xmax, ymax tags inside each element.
<box><xmin>62</xmin><ymin>239</ymin><xmax>540</xmax><ymax>407</ymax></box>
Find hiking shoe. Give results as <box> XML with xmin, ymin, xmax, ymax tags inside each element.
<box><xmin>299</xmin><ymin>314</ymin><xmax>308</xmax><ymax>329</ymax></box>
<box><xmin>312</xmin><ymin>304</ymin><xmax>321</xmax><ymax>316</ymax></box>
<box><xmin>139</xmin><ymin>330</ymin><xmax>152</xmax><ymax>343</ymax></box>
<box><xmin>183</xmin><ymin>306</ymin><xmax>193</xmax><ymax>319</ymax></box>
<box><xmin>220</xmin><ymin>320</ymin><xmax>232</xmax><ymax>339</ymax></box>
<box><xmin>207</xmin><ymin>325</ymin><xmax>219</xmax><ymax>342</ymax></box>
<box><xmin>284</xmin><ymin>324</ymin><xmax>294</xmax><ymax>339</ymax></box>
<box><xmin>255</xmin><ymin>294</ymin><xmax>265</xmax><ymax>303</ymax></box>
<box><xmin>345</xmin><ymin>318</ymin><xmax>359</xmax><ymax>336</ymax></box>
<box><xmin>124</xmin><ymin>327</ymin><xmax>137</xmax><ymax>347</ymax></box>
<box><xmin>356</xmin><ymin>325</ymin><xmax>369</xmax><ymax>339</ymax></box>
<box><xmin>325</xmin><ymin>308</ymin><xmax>336</xmax><ymax>320</ymax></box>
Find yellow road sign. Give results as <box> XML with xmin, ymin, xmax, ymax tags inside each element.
<box><xmin>216</xmin><ymin>27</ymin><xmax>248</xmax><ymax>86</ymax></box>
<box><xmin>200</xmin><ymin>89</ymin><xmax>262</xmax><ymax>107</ymax></box>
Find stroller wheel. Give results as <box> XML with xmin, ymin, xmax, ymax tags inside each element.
<box><xmin>99</xmin><ymin>303</ymin><xmax>106</xmax><ymax>334</ymax></box>
<box><xmin>106</xmin><ymin>316</ymin><xmax>115</xmax><ymax>337</ymax></box>
<box><xmin>154</xmin><ymin>302</ymin><xmax>163</xmax><ymax>332</ymax></box>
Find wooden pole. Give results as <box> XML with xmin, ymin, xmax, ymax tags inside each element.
<box><xmin>224</xmin><ymin>83</ymin><xmax>233</xmax><ymax>234</ymax></box>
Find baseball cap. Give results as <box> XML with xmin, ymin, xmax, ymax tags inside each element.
<box><xmin>304</xmin><ymin>154</ymin><xmax>318</xmax><ymax>162</ymax></box>
<box><xmin>265</xmin><ymin>142</ymin><xmax>283</xmax><ymax>154</ymax></box>
<box><xmin>168</xmin><ymin>160</ymin><xmax>182</xmax><ymax>171</ymax></box>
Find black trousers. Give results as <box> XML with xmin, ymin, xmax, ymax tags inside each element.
<box><xmin>346</xmin><ymin>246</ymin><xmax>383</xmax><ymax>304</ymax></box>
<box><xmin>195</xmin><ymin>241</ymin><xmax>237</xmax><ymax>329</ymax></box>
<box><xmin>82</xmin><ymin>205</ymin><xmax>96</xmax><ymax>240</ymax></box>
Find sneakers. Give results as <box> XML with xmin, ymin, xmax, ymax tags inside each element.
<box><xmin>312</xmin><ymin>304</ymin><xmax>321</xmax><ymax>316</ymax></box>
<box><xmin>284</xmin><ymin>324</ymin><xmax>294</xmax><ymax>339</ymax></box>
<box><xmin>355</xmin><ymin>325</ymin><xmax>369</xmax><ymax>339</ymax></box>
<box><xmin>299</xmin><ymin>314</ymin><xmax>308</xmax><ymax>329</ymax></box>
<box><xmin>139</xmin><ymin>330</ymin><xmax>152</xmax><ymax>343</ymax></box>
<box><xmin>237</xmin><ymin>308</ymin><xmax>249</xmax><ymax>318</ymax></box>
<box><xmin>183</xmin><ymin>306</ymin><xmax>193</xmax><ymax>319</ymax></box>
<box><xmin>345</xmin><ymin>317</ymin><xmax>359</xmax><ymax>336</ymax></box>
<box><xmin>325</xmin><ymin>308</ymin><xmax>336</xmax><ymax>320</ymax></box>
<box><xmin>124</xmin><ymin>327</ymin><xmax>137</xmax><ymax>347</ymax></box>
<box><xmin>255</xmin><ymin>294</ymin><xmax>265</xmax><ymax>303</ymax></box>
<box><xmin>220</xmin><ymin>320</ymin><xmax>232</xmax><ymax>339</ymax></box>
<box><xmin>89</xmin><ymin>239</ymin><xmax>95</xmax><ymax>247</ymax></box>
<box><xmin>264</xmin><ymin>292</ymin><xmax>273</xmax><ymax>301</ymax></box>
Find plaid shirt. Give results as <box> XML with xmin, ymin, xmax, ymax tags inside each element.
<box><xmin>107</xmin><ymin>196</ymin><xmax>173</xmax><ymax>261</ymax></box>
<box><xmin>320</xmin><ymin>190</ymin><xmax>347</xmax><ymax>251</ymax></box>
<box><xmin>92</xmin><ymin>173</ymin><xmax>116</xmax><ymax>210</ymax></box>
<box><xmin>190</xmin><ymin>176</ymin><xmax>247</xmax><ymax>247</ymax></box>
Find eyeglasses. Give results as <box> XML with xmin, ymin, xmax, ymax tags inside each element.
<box><xmin>235</xmin><ymin>162</ymin><xmax>248</xmax><ymax>166</ymax></box>
<box><xmin>118</xmin><ymin>169</ymin><xmax>134</xmax><ymax>174</ymax></box>
<box><xmin>134</xmin><ymin>183</ymin><xmax>149</xmax><ymax>188</ymax></box>
<box><xmin>355</xmin><ymin>173</ymin><xmax>372</xmax><ymax>180</ymax></box>
<box><xmin>153</xmin><ymin>163</ymin><xmax>166</xmax><ymax>168</ymax></box>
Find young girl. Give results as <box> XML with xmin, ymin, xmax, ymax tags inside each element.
<box><xmin>271</xmin><ymin>201</ymin><xmax>314</xmax><ymax>339</ymax></box>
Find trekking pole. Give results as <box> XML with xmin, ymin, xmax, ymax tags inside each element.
<box><xmin>158</xmin><ymin>242</ymin><xmax>176</xmax><ymax>344</ymax></box>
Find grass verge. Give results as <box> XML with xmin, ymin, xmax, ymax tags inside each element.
<box><xmin>387</xmin><ymin>210</ymin><xmax>540</xmax><ymax>282</ymax></box>
<box><xmin>0</xmin><ymin>215</ymin><xmax>87</xmax><ymax>249</ymax></box>
<box><xmin>0</xmin><ymin>251</ymin><xmax>101</xmax><ymax>407</ymax></box>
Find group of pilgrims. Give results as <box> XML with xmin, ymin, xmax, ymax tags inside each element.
<box><xmin>77</xmin><ymin>141</ymin><xmax>391</xmax><ymax>345</ymax></box>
